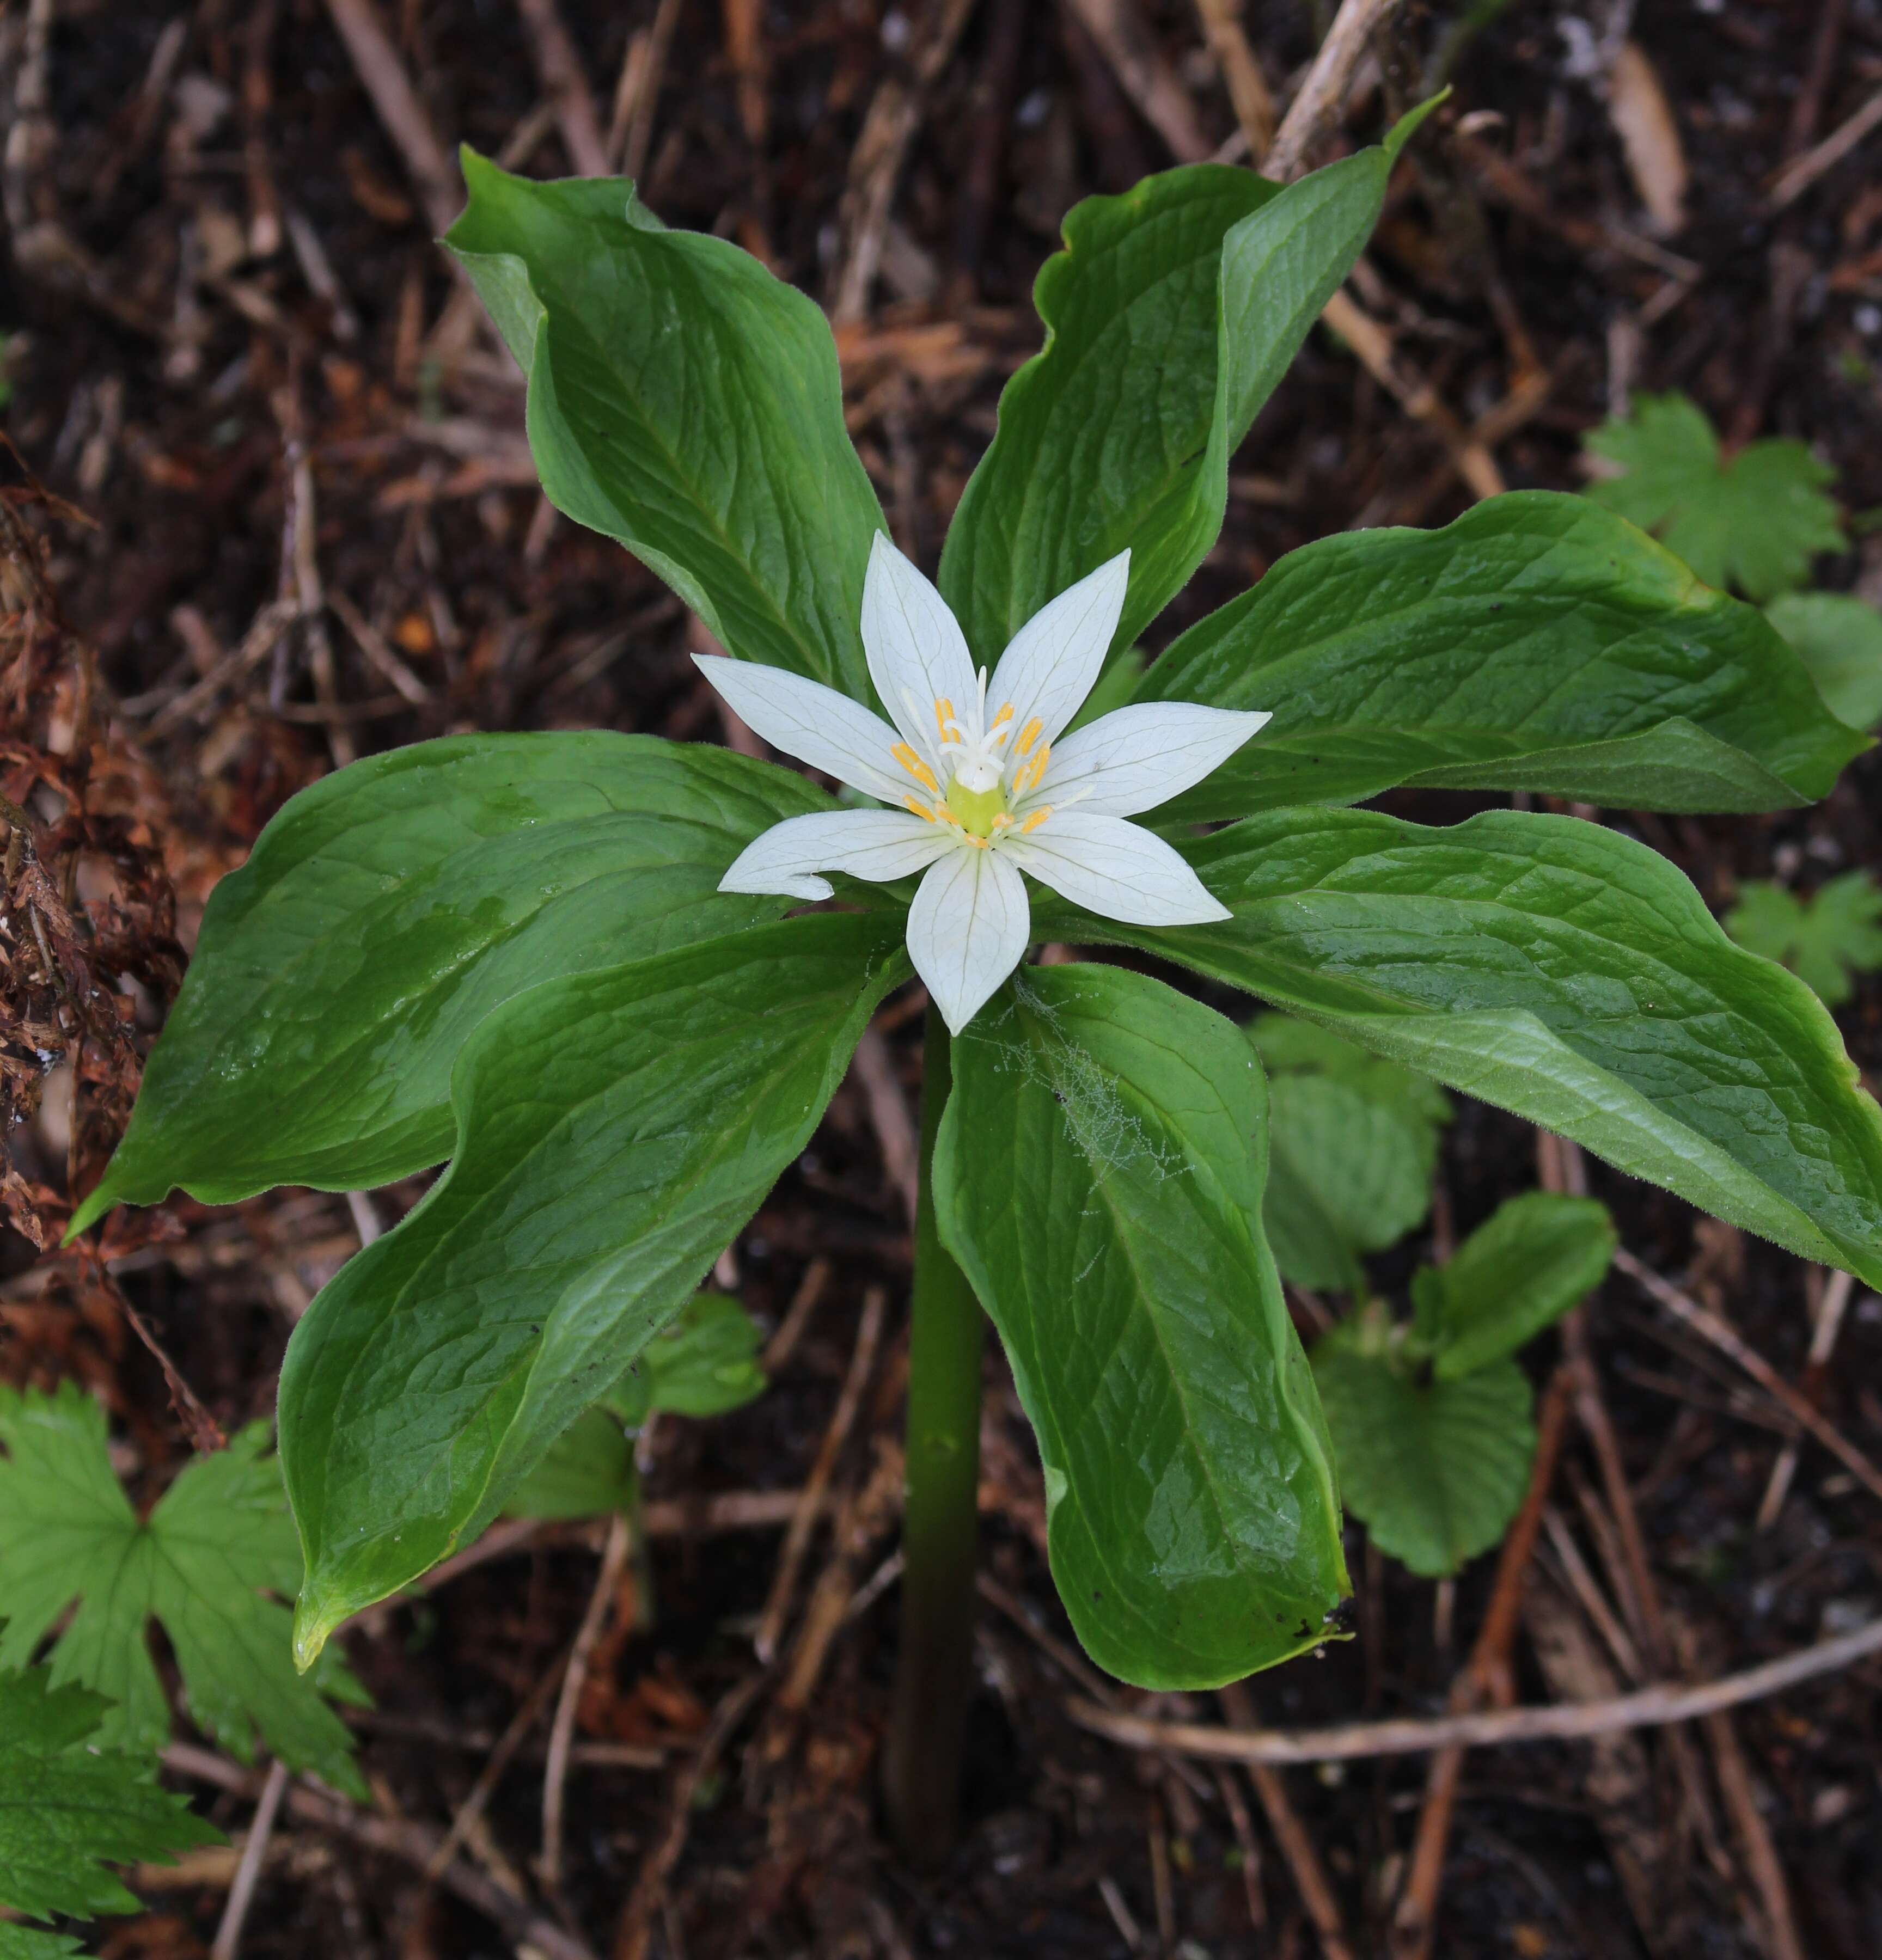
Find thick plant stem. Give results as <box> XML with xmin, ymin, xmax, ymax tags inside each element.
<box><xmin>882</xmin><ymin>1003</ymin><xmax>985</xmax><ymax>1865</ymax></box>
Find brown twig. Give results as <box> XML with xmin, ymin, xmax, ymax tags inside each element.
<box><xmin>1193</xmin><ymin>0</ymin><xmax>1275</xmax><ymax>163</ymax></box>
<box><xmin>85</xmin><ymin>1255</ymin><xmax>224</xmax><ymax>1453</ymax></box>
<box><xmin>515</xmin><ymin>0</ymin><xmax>610</xmax><ymax>177</ymax></box>
<box><xmin>541</xmin><ymin>1511</ymin><xmax>634</xmax><ymax>1890</ymax></box>
<box><xmin>427</xmin><ymin>1653</ymin><xmax>568</xmax><ymax>1878</ymax></box>
<box><xmin>851</xmin><ymin>1030</ymin><xmax>920</xmax><ymax>1227</ymax></box>
<box><xmin>1767</xmin><ymin>87</ymin><xmax>1882</xmax><ymax>215</ymax></box>
<box><xmin>1070</xmin><ymin>1615</ymin><xmax>1882</xmax><ymax>1764</ymax></box>
<box><xmin>1614</xmin><ymin>1248</ymin><xmax>1882</xmax><ymax>1506</ymax></box>
<box><xmin>1062</xmin><ymin>0</ymin><xmax>1212</xmax><ymax>163</ymax></box>
<box><xmin>321</xmin><ymin>0</ymin><xmax>461</xmax><ymax>236</ymax></box>
<box><xmin>209</xmin><ymin>1757</ymin><xmax>289</xmax><ymax>1960</ymax></box>
<box><xmin>1264</xmin><ymin>0</ymin><xmax>1400</xmax><ymax>183</ymax></box>
<box><xmin>610</xmin><ymin>0</ymin><xmax>685</xmax><ymax>179</ymax></box>
<box><xmin>1757</xmin><ymin>1267</ymin><xmax>1856</xmax><ymax>1528</ymax></box>
<box><xmin>753</xmin><ymin>1285</ymin><xmax>886</xmax><ymax>1662</ymax></box>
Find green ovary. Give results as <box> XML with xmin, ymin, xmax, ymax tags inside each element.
<box><xmin>945</xmin><ymin>775</ymin><xmax>1007</xmax><ymax>838</ymax></box>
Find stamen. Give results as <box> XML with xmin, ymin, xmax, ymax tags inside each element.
<box><xmin>905</xmin><ymin>795</ymin><xmax>938</xmax><ymax>822</ymax></box>
<box><xmin>963</xmin><ymin>831</ymin><xmax>989</xmax><ymax>849</ymax></box>
<box><xmin>934</xmin><ymin>697</ymin><xmax>956</xmax><ymax>746</ymax></box>
<box><xmin>1015</xmin><ymin>716</ymin><xmax>1043</xmax><ymax>757</ymax></box>
<box><xmin>1020</xmin><ymin>805</ymin><xmax>1052</xmax><ymax>834</ymax></box>
<box><xmin>892</xmin><ymin>742</ymin><xmax>939</xmax><ymax>792</ymax></box>
<box><xmin>1015</xmin><ymin>742</ymin><xmax>1050</xmax><ymax>794</ymax></box>
<box><xmin>989</xmin><ymin>811</ymin><xmax>1014</xmax><ymax>833</ymax></box>
<box><xmin>934</xmin><ymin>801</ymin><xmax>963</xmax><ymax>828</ymax></box>
<box><xmin>988</xmin><ymin>702</ymin><xmax>1014</xmax><ymax>743</ymax></box>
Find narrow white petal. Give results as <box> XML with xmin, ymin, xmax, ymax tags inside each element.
<box><xmin>984</xmin><ymin>550</ymin><xmax>1131</xmax><ymax>747</ymax></box>
<box><xmin>905</xmin><ymin>847</ymin><xmax>1031</xmax><ymax>1035</ymax></box>
<box><xmin>861</xmin><ymin>532</ymin><xmax>979</xmax><ymax>758</ymax></box>
<box><xmin>1041</xmin><ymin>703</ymin><xmax>1273</xmax><ymax>816</ymax></box>
<box><xmin>719</xmin><ymin>809</ymin><xmax>958</xmax><ymax>902</ymax></box>
<box><xmin>693</xmin><ymin>654</ymin><xmax>908</xmax><ymax>804</ymax></box>
<box><xmin>1000</xmin><ymin>812</ymin><xmax>1231</xmax><ymax>927</ymax></box>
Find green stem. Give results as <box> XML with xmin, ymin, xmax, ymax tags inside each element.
<box><xmin>882</xmin><ymin>1003</ymin><xmax>985</xmax><ymax>1864</ymax></box>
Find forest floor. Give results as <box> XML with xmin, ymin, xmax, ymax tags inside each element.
<box><xmin>4</xmin><ymin>0</ymin><xmax>1882</xmax><ymax>1956</ymax></box>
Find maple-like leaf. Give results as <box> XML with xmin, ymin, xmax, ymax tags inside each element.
<box><xmin>1724</xmin><ymin>872</ymin><xmax>1882</xmax><ymax>1007</ymax></box>
<box><xmin>1585</xmin><ymin>392</ymin><xmax>1844</xmax><ymax>602</ymax></box>
<box><xmin>0</xmin><ymin>1385</ymin><xmax>367</xmax><ymax>1797</ymax></box>
<box><xmin>0</xmin><ymin>1663</ymin><xmax>218</xmax><ymax>1934</ymax></box>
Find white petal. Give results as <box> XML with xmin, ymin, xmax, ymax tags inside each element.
<box><xmin>984</xmin><ymin>550</ymin><xmax>1131</xmax><ymax>748</ymax></box>
<box><xmin>1000</xmin><ymin>812</ymin><xmax>1231</xmax><ymax>927</ymax></box>
<box><xmin>1041</xmin><ymin>703</ymin><xmax>1272</xmax><ymax>816</ymax></box>
<box><xmin>719</xmin><ymin>809</ymin><xmax>959</xmax><ymax>902</ymax></box>
<box><xmin>861</xmin><ymin>532</ymin><xmax>979</xmax><ymax>758</ymax></box>
<box><xmin>905</xmin><ymin>847</ymin><xmax>1031</xmax><ymax>1035</ymax></box>
<box><xmin>693</xmin><ymin>654</ymin><xmax>908</xmax><ymax>804</ymax></box>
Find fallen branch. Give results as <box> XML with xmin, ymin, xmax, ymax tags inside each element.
<box><xmin>1067</xmin><ymin>1615</ymin><xmax>1882</xmax><ymax>1766</ymax></box>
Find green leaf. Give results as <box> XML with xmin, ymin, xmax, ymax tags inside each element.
<box><xmin>0</xmin><ymin>1927</ymin><xmax>84</xmax><ymax>1959</ymax></box>
<box><xmin>939</xmin><ymin>134</ymin><xmax>1410</xmax><ymax>667</ymax></box>
<box><xmin>74</xmin><ymin>734</ymin><xmax>829</xmax><ymax>1228</ymax></box>
<box><xmin>1765</xmin><ymin>592</ymin><xmax>1882</xmax><ymax>732</ymax></box>
<box><xmin>1585</xmin><ymin>392</ymin><xmax>1844</xmax><ymax>603</ymax></box>
<box><xmin>0</xmin><ymin>1388</ymin><xmax>368</xmax><ymax>1798</ymax></box>
<box><xmin>280</xmin><ymin>912</ymin><xmax>902</xmax><ymax>1661</ymax></box>
<box><xmin>505</xmin><ymin>1294</ymin><xmax>766</xmax><ymax>1521</ymax></box>
<box><xmin>0</xmin><ymin>1663</ymin><xmax>219</xmax><ymax>1927</ymax></box>
<box><xmin>1250</xmin><ymin>1014</ymin><xmax>1450</xmax><ymax>1291</ymax></box>
<box><xmin>936</xmin><ymin>965</ymin><xmax>1348</xmax><ymax>1689</ymax></box>
<box><xmin>1136</xmin><ymin>493</ymin><xmax>1865</xmax><ymax>819</ymax></box>
<box><xmin>1413</xmin><ymin>1191</ymin><xmax>1615</xmax><ymax>1377</ymax></box>
<box><xmin>1725</xmin><ymin>873</ymin><xmax>1882</xmax><ymax>1008</ymax></box>
<box><xmin>1071</xmin><ymin>806</ymin><xmax>1882</xmax><ymax>1290</ymax></box>
<box><xmin>1312</xmin><ymin>1313</ymin><xmax>1533</xmax><ymax>1578</ymax></box>
<box><xmin>446</xmin><ymin>153</ymin><xmax>884</xmax><ymax>697</ymax></box>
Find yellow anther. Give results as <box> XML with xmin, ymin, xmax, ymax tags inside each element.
<box><xmin>1016</xmin><ymin>742</ymin><xmax>1050</xmax><ymax>794</ymax></box>
<box><xmin>934</xmin><ymin>801</ymin><xmax>963</xmax><ymax>828</ymax></box>
<box><xmin>1015</xmin><ymin>716</ymin><xmax>1043</xmax><ymax>757</ymax></box>
<box><xmin>893</xmin><ymin>743</ymin><xmax>938</xmax><ymax>792</ymax></box>
<box><xmin>989</xmin><ymin>703</ymin><xmax>1014</xmax><ymax>733</ymax></box>
<box><xmin>990</xmin><ymin>811</ymin><xmax>1014</xmax><ymax>832</ymax></box>
<box><xmin>905</xmin><ymin>795</ymin><xmax>938</xmax><ymax>822</ymax></box>
<box><xmin>963</xmin><ymin>832</ymin><xmax>989</xmax><ymax>848</ymax></box>
<box><xmin>1021</xmin><ymin>805</ymin><xmax>1053</xmax><ymax>835</ymax></box>
<box><xmin>934</xmin><ymin>697</ymin><xmax>955</xmax><ymax>744</ymax></box>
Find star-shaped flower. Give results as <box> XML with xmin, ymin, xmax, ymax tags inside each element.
<box><xmin>696</xmin><ymin>537</ymin><xmax>1270</xmax><ymax>1032</ymax></box>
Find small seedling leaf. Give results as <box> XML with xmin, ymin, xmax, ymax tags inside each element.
<box><xmin>1725</xmin><ymin>872</ymin><xmax>1882</xmax><ymax>1008</ymax></box>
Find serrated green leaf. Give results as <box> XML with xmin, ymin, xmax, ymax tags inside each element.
<box><xmin>280</xmin><ymin>912</ymin><xmax>902</xmax><ymax>1659</ymax></box>
<box><xmin>1312</xmin><ymin>1317</ymin><xmax>1533</xmax><ymax>1577</ymax></box>
<box><xmin>0</xmin><ymin>1389</ymin><xmax>366</xmax><ymax>1797</ymax></box>
<box><xmin>0</xmin><ymin>1925</ymin><xmax>84</xmax><ymax>1958</ymax></box>
<box><xmin>1135</xmin><ymin>493</ymin><xmax>1864</xmax><ymax>819</ymax></box>
<box><xmin>1059</xmin><ymin>806</ymin><xmax>1882</xmax><ymax>1290</ymax></box>
<box><xmin>1585</xmin><ymin>392</ymin><xmax>1844</xmax><ymax>603</ymax></box>
<box><xmin>939</xmin><ymin>136</ymin><xmax>1406</xmax><ymax>668</ymax></box>
<box><xmin>0</xmin><ymin>1663</ymin><xmax>219</xmax><ymax>1927</ymax></box>
<box><xmin>74</xmin><ymin>734</ymin><xmax>829</xmax><ymax>1229</ymax></box>
<box><xmin>1765</xmin><ymin>592</ymin><xmax>1882</xmax><ymax>732</ymax></box>
<box><xmin>445</xmin><ymin>154</ymin><xmax>884</xmax><ymax>697</ymax></box>
<box><xmin>1725</xmin><ymin>873</ymin><xmax>1882</xmax><ymax>1008</ymax></box>
<box><xmin>1414</xmin><ymin>1191</ymin><xmax>1615</xmax><ymax>1378</ymax></box>
<box><xmin>936</xmin><ymin>965</ymin><xmax>1348</xmax><ymax>1688</ymax></box>
<box><xmin>1249</xmin><ymin>1016</ymin><xmax>1450</xmax><ymax>1291</ymax></box>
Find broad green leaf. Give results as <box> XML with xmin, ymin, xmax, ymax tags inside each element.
<box><xmin>1725</xmin><ymin>873</ymin><xmax>1882</xmax><ymax>1008</ymax></box>
<box><xmin>936</xmin><ymin>964</ymin><xmax>1348</xmax><ymax>1688</ymax></box>
<box><xmin>1765</xmin><ymin>592</ymin><xmax>1882</xmax><ymax>732</ymax></box>
<box><xmin>1250</xmin><ymin>1015</ymin><xmax>1451</xmax><ymax>1291</ymax></box>
<box><xmin>1312</xmin><ymin>1315</ymin><xmax>1533</xmax><ymax>1577</ymax></box>
<box><xmin>0</xmin><ymin>1664</ymin><xmax>219</xmax><ymax>1926</ymax></box>
<box><xmin>1412</xmin><ymin>1191</ymin><xmax>1615</xmax><ymax>1377</ymax></box>
<box><xmin>939</xmin><ymin>114</ymin><xmax>1434</xmax><ymax>666</ymax></box>
<box><xmin>0</xmin><ymin>1927</ymin><xmax>83</xmax><ymax>1958</ymax></box>
<box><xmin>447</xmin><ymin>153</ymin><xmax>884</xmax><ymax>696</ymax></box>
<box><xmin>1069</xmin><ymin>806</ymin><xmax>1882</xmax><ymax>1290</ymax></box>
<box><xmin>1585</xmin><ymin>392</ymin><xmax>1843</xmax><ymax>603</ymax></box>
<box><xmin>506</xmin><ymin>1295</ymin><xmax>766</xmax><ymax>1521</ymax></box>
<box><xmin>0</xmin><ymin>1388</ymin><xmax>366</xmax><ymax>1796</ymax></box>
<box><xmin>504</xmin><ymin>1407</ymin><xmax>638</xmax><ymax>1522</ymax></box>
<box><xmin>74</xmin><ymin>734</ymin><xmax>828</xmax><ymax>1227</ymax></box>
<box><xmin>281</xmin><ymin>913</ymin><xmax>902</xmax><ymax>1661</ymax></box>
<box><xmin>1137</xmin><ymin>493</ymin><xmax>1865</xmax><ymax>819</ymax></box>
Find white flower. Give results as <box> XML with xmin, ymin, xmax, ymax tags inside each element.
<box><xmin>695</xmin><ymin>536</ymin><xmax>1271</xmax><ymax>1034</ymax></box>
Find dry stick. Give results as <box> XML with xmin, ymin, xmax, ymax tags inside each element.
<box><xmin>1264</xmin><ymin>0</ymin><xmax>1400</xmax><ymax>181</ymax></box>
<box><xmin>1212</xmin><ymin>1762</ymin><xmax>1268</xmax><ymax>1933</ymax></box>
<box><xmin>144</xmin><ymin>600</ymin><xmax>298</xmax><ymax>739</ymax></box>
<box><xmin>515</xmin><ymin>0</ymin><xmax>610</xmax><ymax>176</ymax></box>
<box><xmin>1193</xmin><ymin>0</ymin><xmax>1275</xmax><ymax>160</ymax></box>
<box><xmin>427</xmin><ymin>1653</ymin><xmax>568</xmax><ymax>1878</ymax></box>
<box><xmin>1388</xmin><ymin>1365</ymin><xmax>1575</xmax><ymax>1960</ymax></box>
<box><xmin>321</xmin><ymin>0</ymin><xmax>461</xmax><ymax>237</ymax></box>
<box><xmin>1756</xmin><ymin>1267</ymin><xmax>1856</xmax><ymax>1528</ymax></box>
<box><xmin>1614</xmin><ymin>1248</ymin><xmax>1882</xmax><ymax>1506</ymax></box>
<box><xmin>613</xmin><ymin>0</ymin><xmax>685</xmax><ymax>180</ymax></box>
<box><xmin>164</xmin><ymin>1743</ymin><xmax>600</xmax><ymax>1960</ymax></box>
<box><xmin>1071</xmin><ymin>1615</ymin><xmax>1882</xmax><ymax>1765</ymax></box>
<box><xmin>1064</xmin><ymin>0</ymin><xmax>1213</xmax><ymax>162</ymax></box>
<box><xmin>541</xmin><ymin>1510</ymin><xmax>634</xmax><ymax>1890</ymax></box>
<box><xmin>761</xmin><ymin>1256</ymin><xmax>830</xmax><ymax>1374</ymax></box>
<box><xmin>851</xmin><ymin>1029</ymin><xmax>920</xmax><ymax>1226</ymax></box>
<box><xmin>1218</xmin><ymin>1680</ymin><xmax>1358</xmax><ymax>1960</ymax></box>
<box><xmin>209</xmin><ymin>1757</ymin><xmax>289</xmax><ymax>1960</ymax></box>
<box><xmin>1703</xmin><ymin>1694</ymin><xmax>1807</xmax><ymax>1960</ymax></box>
<box><xmin>754</xmin><ymin>1286</ymin><xmax>887</xmax><ymax>1662</ymax></box>
<box><xmin>830</xmin><ymin>0</ymin><xmax>980</xmax><ymax>323</ymax></box>
<box><xmin>1767</xmin><ymin>86</ymin><xmax>1882</xmax><ymax>214</ymax></box>
<box><xmin>86</xmin><ymin>1258</ymin><xmax>224</xmax><ymax>1454</ymax></box>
